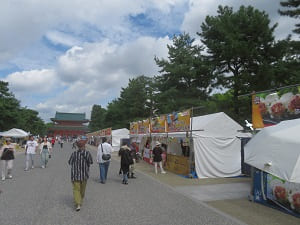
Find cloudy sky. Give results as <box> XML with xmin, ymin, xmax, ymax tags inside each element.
<box><xmin>0</xmin><ymin>0</ymin><xmax>297</xmax><ymax>122</ymax></box>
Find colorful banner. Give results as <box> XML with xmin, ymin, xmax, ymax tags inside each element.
<box><xmin>150</xmin><ymin>115</ymin><xmax>166</xmax><ymax>133</ymax></box>
<box><xmin>99</xmin><ymin>127</ymin><xmax>112</xmax><ymax>137</ymax></box>
<box><xmin>252</xmin><ymin>86</ymin><xmax>300</xmax><ymax>128</ymax></box>
<box><xmin>166</xmin><ymin>110</ymin><xmax>190</xmax><ymax>132</ymax></box>
<box><xmin>138</xmin><ymin>119</ymin><xmax>150</xmax><ymax>134</ymax></box>
<box><xmin>266</xmin><ymin>174</ymin><xmax>300</xmax><ymax>215</ymax></box>
<box><xmin>130</xmin><ymin>122</ymin><xmax>138</xmax><ymax>135</ymax></box>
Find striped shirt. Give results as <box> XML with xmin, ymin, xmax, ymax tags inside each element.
<box><xmin>68</xmin><ymin>150</ymin><xmax>93</xmax><ymax>181</ymax></box>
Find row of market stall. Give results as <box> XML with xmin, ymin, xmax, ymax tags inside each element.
<box><xmin>129</xmin><ymin>111</ymin><xmax>251</xmax><ymax>178</ymax></box>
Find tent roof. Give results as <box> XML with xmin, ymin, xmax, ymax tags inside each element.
<box><xmin>112</xmin><ymin>128</ymin><xmax>129</xmax><ymax>136</ymax></box>
<box><xmin>245</xmin><ymin>118</ymin><xmax>300</xmax><ymax>183</ymax></box>
<box><xmin>0</xmin><ymin>128</ymin><xmax>29</xmax><ymax>137</ymax></box>
<box><xmin>191</xmin><ymin>112</ymin><xmax>243</xmax><ymax>137</ymax></box>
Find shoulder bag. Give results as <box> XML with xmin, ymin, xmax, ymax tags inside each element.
<box><xmin>101</xmin><ymin>144</ymin><xmax>111</xmax><ymax>161</ymax></box>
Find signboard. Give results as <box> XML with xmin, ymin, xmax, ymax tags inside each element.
<box><xmin>150</xmin><ymin>115</ymin><xmax>166</xmax><ymax>133</ymax></box>
<box><xmin>252</xmin><ymin>86</ymin><xmax>300</xmax><ymax>128</ymax></box>
<box><xmin>266</xmin><ymin>174</ymin><xmax>300</xmax><ymax>216</ymax></box>
<box><xmin>165</xmin><ymin>154</ymin><xmax>189</xmax><ymax>175</ymax></box>
<box><xmin>99</xmin><ymin>128</ymin><xmax>112</xmax><ymax>137</ymax></box>
<box><xmin>166</xmin><ymin>110</ymin><xmax>190</xmax><ymax>132</ymax></box>
<box><xmin>138</xmin><ymin>119</ymin><xmax>150</xmax><ymax>134</ymax></box>
<box><xmin>130</xmin><ymin>122</ymin><xmax>138</xmax><ymax>135</ymax></box>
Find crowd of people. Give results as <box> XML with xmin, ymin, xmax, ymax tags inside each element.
<box><xmin>0</xmin><ymin>135</ymin><xmax>167</xmax><ymax>211</ymax></box>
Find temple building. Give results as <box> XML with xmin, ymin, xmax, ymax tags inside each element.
<box><xmin>49</xmin><ymin>112</ymin><xmax>89</xmax><ymax>137</ymax></box>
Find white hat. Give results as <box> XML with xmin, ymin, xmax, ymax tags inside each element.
<box><xmin>155</xmin><ymin>141</ymin><xmax>161</xmax><ymax>146</ymax></box>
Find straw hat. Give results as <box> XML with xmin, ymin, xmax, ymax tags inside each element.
<box><xmin>155</xmin><ymin>141</ymin><xmax>161</xmax><ymax>146</ymax></box>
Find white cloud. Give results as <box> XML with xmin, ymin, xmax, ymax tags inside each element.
<box><xmin>45</xmin><ymin>31</ymin><xmax>81</xmax><ymax>47</ymax></box>
<box><xmin>5</xmin><ymin>69</ymin><xmax>59</xmax><ymax>94</ymax></box>
<box><xmin>0</xmin><ymin>0</ymin><xmax>183</xmax><ymax>65</ymax></box>
<box><xmin>28</xmin><ymin>36</ymin><xmax>171</xmax><ymax>121</ymax></box>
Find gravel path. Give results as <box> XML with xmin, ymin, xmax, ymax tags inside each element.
<box><xmin>0</xmin><ymin>143</ymin><xmax>244</xmax><ymax>225</ymax></box>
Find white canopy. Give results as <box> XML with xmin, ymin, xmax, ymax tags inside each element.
<box><xmin>111</xmin><ymin>128</ymin><xmax>129</xmax><ymax>151</ymax></box>
<box><xmin>245</xmin><ymin>119</ymin><xmax>300</xmax><ymax>183</ymax></box>
<box><xmin>192</xmin><ymin>112</ymin><xmax>246</xmax><ymax>178</ymax></box>
<box><xmin>0</xmin><ymin>128</ymin><xmax>29</xmax><ymax>138</ymax></box>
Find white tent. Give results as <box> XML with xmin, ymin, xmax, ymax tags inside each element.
<box><xmin>245</xmin><ymin>119</ymin><xmax>300</xmax><ymax>183</ymax></box>
<box><xmin>111</xmin><ymin>128</ymin><xmax>129</xmax><ymax>151</ymax></box>
<box><xmin>0</xmin><ymin>128</ymin><xmax>29</xmax><ymax>138</ymax></box>
<box><xmin>191</xmin><ymin>112</ymin><xmax>248</xmax><ymax>178</ymax></box>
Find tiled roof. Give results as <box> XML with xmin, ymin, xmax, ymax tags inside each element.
<box><xmin>49</xmin><ymin>125</ymin><xmax>89</xmax><ymax>131</ymax></box>
<box><xmin>51</xmin><ymin>112</ymin><xmax>88</xmax><ymax>121</ymax></box>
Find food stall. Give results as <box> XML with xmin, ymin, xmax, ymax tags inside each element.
<box><xmin>245</xmin><ymin>119</ymin><xmax>300</xmax><ymax>217</ymax></box>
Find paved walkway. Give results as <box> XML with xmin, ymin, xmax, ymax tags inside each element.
<box><xmin>0</xmin><ymin>143</ymin><xmax>243</xmax><ymax>225</ymax></box>
<box><xmin>103</xmin><ymin>146</ymin><xmax>300</xmax><ymax>225</ymax></box>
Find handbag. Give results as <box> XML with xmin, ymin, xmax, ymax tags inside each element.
<box><xmin>101</xmin><ymin>144</ymin><xmax>111</xmax><ymax>160</ymax></box>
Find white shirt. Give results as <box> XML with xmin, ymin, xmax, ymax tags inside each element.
<box><xmin>97</xmin><ymin>142</ymin><xmax>113</xmax><ymax>163</ymax></box>
<box><xmin>26</xmin><ymin>140</ymin><xmax>38</xmax><ymax>154</ymax></box>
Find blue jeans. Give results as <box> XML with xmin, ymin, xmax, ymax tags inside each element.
<box><xmin>99</xmin><ymin>161</ymin><xmax>110</xmax><ymax>183</ymax></box>
<box><xmin>123</xmin><ymin>172</ymin><xmax>128</xmax><ymax>183</ymax></box>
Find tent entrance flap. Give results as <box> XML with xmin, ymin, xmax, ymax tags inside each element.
<box><xmin>194</xmin><ymin>136</ymin><xmax>241</xmax><ymax>178</ymax></box>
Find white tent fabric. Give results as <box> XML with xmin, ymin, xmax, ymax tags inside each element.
<box><xmin>0</xmin><ymin>128</ymin><xmax>29</xmax><ymax>138</ymax></box>
<box><xmin>192</xmin><ymin>112</ymin><xmax>245</xmax><ymax>178</ymax></box>
<box><xmin>194</xmin><ymin>136</ymin><xmax>242</xmax><ymax>178</ymax></box>
<box><xmin>111</xmin><ymin>128</ymin><xmax>129</xmax><ymax>151</ymax></box>
<box><xmin>245</xmin><ymin>119</ymin><xmax>300</xmax><ymax>183</ymax></box>
<box><xmin>192</xmin><ymin>112</ymin><xmax>243</xmax><ymax>137</ymax></box>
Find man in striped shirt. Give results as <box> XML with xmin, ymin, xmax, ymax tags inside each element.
<box><xmin>68</xmin><ymin>139</ymin><xmax>93</xmax><ymax>211</ymax></box>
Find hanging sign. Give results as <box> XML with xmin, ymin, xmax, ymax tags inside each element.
<box><xmin>166</xmin><ymin>110</ymin><xmax>190</xmax><ymax>132</ymax></box>
<box><xmin>138</xmin><ymin>119</ymin><xmax>150</xmax><ymax>134</ymax></box>
<box><xmin>252</xmin><ymin>86</ymin><xmax>300</xmax><ymax>128</ymax></box>
<box><xmin>130</xmin><ymin>122</ymin><xmax>138</xmax><ymax>135</ymax></box>
<box><xmin>150</xmin><ymin>115</ymin><xmax>166</xmax><ymax>133</ymax></box>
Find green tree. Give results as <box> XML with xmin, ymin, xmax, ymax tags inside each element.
<box><xmin>104</xmin><ymin>99</ymin><xmax>127</xmax><ymax>129</ymax></box>
<box><xmin>198</xmin><ymin>5</ymin><xmax>278</xmax><ymax>117</ymax></box>
<box><xmin>119</xmin><ymin>76</ymin><xmax>153</xmax><ymax>119</ymax></box>
<box><xmin>89</xmin><ymin>104</ymin><xmax>107</xmax><ymax>131</ymax></box>
<box><xmin>279</xmin><ymin>0</ymin><xmax>300</xmax><ymax>34</ymax></box>
<box><xmin>17</xmin><ymin>108</ymin><xmax>46</xmax><ymax>135</ymax></box>
<box><xmin>0</xmin><ymin>81</ymin><xmax>20</xmax><ymax>130</ymax></box>
<box><xmin>155</xmin><ymin>33</ymin><xmax>213</xmax><ymax>113</ymax></box>
<box><xmin>103</xmin><ymin>76</ymin><xmax>154</xmax><ymax>129</ymax></box>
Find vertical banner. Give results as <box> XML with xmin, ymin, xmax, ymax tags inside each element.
<box><xmin>166</xmin><ymin>110</ymin><xmax>190</xmax><ymax>132</ymax></box>
<box><xmin>252</xmin><ymin>86</ymin><xmax>300</xmax><ymax>128</ymax></box>
<box><xmin>99</xmin><ymin>128</ymin><xmax>112</xmax><ymax>136</ymax></box>
<box><xmin>150</xmin><ymin>115</ymin><xmax>166</xmax><ymax>133</ymax></box>
<box><xmin>138</xmin><ymin>119</ymin><xmax>150</xmax><ymax>134</ymax></box>
<box><xmin>130</xmin><ymin>122</ymin><xmax>138</xmax><ymax>135</ymax></box>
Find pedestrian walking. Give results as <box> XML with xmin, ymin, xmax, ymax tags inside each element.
<box><xmin>51</xmin><ymin>137</ymin><xmax>55</xmax><ymax>147</ymax></box>
<box><xmin>25</xmin><ymin>135</ymin><xmax>38</xmax><ymax>171</ymax></box>
<box><xmin>97</xmin><ymin>137</ymin><xmax>112</xmax><ymax>184</ymax></box>
<box><xmin>119</xmin><ymin>143</ymin><xmax>133</xmax><ymax>185</ymax></box>
<box><xmin>0</xmin><ymin>138</ymin><xmax>15</xmax><ymax>181</ymax></box>
<box><xmin>72</xmin><ymin>139</ymin><xmax>77</xmax><ymax>149</ymax></box>
<box><xmin>152</xmin><ymin>141</ymin><xmax>166</xmax><ymax>174</ymax></box>
<box><xmin>68</xmin><ymin>139</ymin><xmax>93</xmax><ymax>211</ymax></box>
<box><xmin>60</xmin><ymin>139</ymin><xmax>64</xmax><ymax>149</ymax></box>
<box><xmin>40</xmin><ymin>137</ymin><xmax>52</xmax><ymax>168</ymax></box>
<box><xmin>129</xmin><ymin>143</ymin><xmax>137</xmax><ymax>179</ymax></box>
